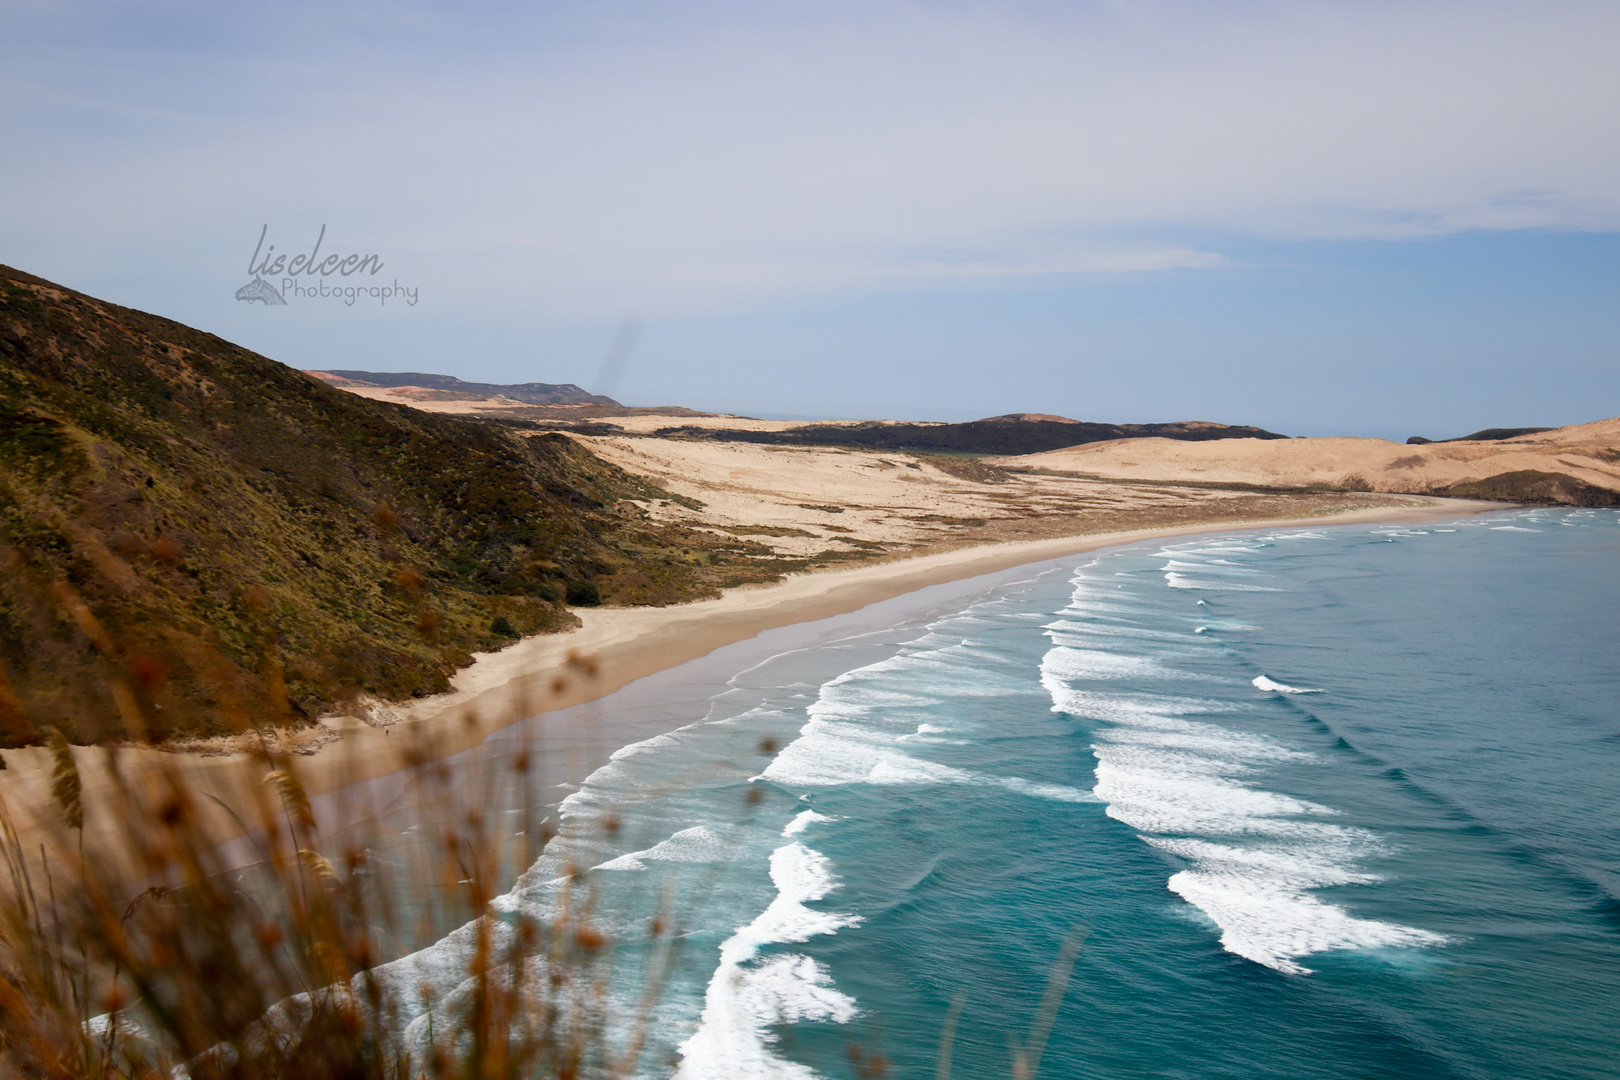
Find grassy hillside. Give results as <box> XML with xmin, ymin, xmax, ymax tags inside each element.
<box><xmin>0</xmin><ymin>266</ymin><xmax>781</xmax><ymax>745</ymax></box>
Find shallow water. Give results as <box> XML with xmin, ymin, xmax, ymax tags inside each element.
<box><xmin>367</xmin><ymin>508</ymin><xmax>1620</xmax><ymax>1078</ymax></box>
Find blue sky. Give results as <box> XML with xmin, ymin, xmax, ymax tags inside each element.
<box><xmin>3</xmin><ymin>0</ymin><xmax>1617</xmax><ymax>438</ymax></box>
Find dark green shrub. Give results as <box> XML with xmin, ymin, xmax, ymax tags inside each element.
<box><xmin>565</xmin><ymin>580</ymin><xmax>601</xmax><ymax>607</ymax></box>
<box><xmin>489</xmin><ymin>614</ymin><xmax>518</xmax><ymax>638</ymax></box>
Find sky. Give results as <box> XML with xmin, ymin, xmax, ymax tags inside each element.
<box><xmin>2</xmin><ymin>0</ymin><xmax>1618</xmax><ymax>439</ymax></box>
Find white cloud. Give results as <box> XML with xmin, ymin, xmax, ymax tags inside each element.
<box><xmin>4</xmin><ymin>0</ymin><xmax>1620</xmax><ymax>315</ymax></box>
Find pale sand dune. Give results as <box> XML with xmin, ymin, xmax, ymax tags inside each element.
<box><xmin>1008</xmin><ymin>419</ymin><xmax>1620</xmax><ymax>494</ymax></box>
<box><xmin>565</xmin><ymin>432</ymin><xmax>1403</xmax><ymax>557</ymax></box>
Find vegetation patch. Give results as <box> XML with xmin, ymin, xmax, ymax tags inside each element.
<box><xmin>912</xmin><ymin>514</ymin><xmax>988</xmax><ymax>527</ymax></box>
<box><xmin>919</xmin><ymin>455</ymin><xmax>1017</xmax><ymax>483</ymax></box>
<box><xmin>663</xmin><ymin>492</ymin><xmax>707</xmax><ymax>511</ymax></box>
<box><xmin>719</xmin><ymin>524</ymin><xmax>817</xmax><ymax>538</ymax></box>
<box><xmin>564</xmin><ymin>580</ymin><xmax>602</xmax><ymax>607</ymax></box>
<box><xmin>1441</xmin><ymin>470</ymin><xmax>1620</xmax><ymax>506</ymax></box>
<box><xmin>655</xmin><ymin>416</ymin><xmax>1288</xmax><ymax>456</ymax></box>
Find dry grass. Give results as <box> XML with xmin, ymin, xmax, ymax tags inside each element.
<box><xmin>0</xmin><ymin>748</ymin><xmax>691</xmax><ymax>1079</ymax></box>
<box><xmin>0</xmin><ymin>715</ymin><xmax>698</xmax><ymax>1080</ymax></box>
<box><xmin>0</xmin><ymin>569</ymin><xmax>688</xmax><ymax>1080</ymax></box>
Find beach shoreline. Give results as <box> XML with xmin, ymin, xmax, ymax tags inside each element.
<box><xmin>0</xmin><ymin>496</ymin><xmax>1501</xmax><ymax>872</ymax></box>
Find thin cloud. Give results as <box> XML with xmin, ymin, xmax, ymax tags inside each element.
<box><xmin>3</xmin><ymin>0</ymin><xmax>1619</xmax><ymax>315</ymax></box>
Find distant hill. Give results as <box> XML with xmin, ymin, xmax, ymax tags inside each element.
<box><xmin>309</xmin><ymin>370</ymin><xmax>619</xmax><ymax>407</ymax></box>
<box><xmin>0</xmin><ymin>266</ymin><xmax>784</xmax><ymax>745</ymax></box>
<box><xmin>654</xmin><ymin>416</ymin><xmax>1290</xmax><ymax>456</ymax></box>
<box><xmin>1406</xmin><ymin>427</ymin><xmax>1556</xmax><ymax>445</ymax></box>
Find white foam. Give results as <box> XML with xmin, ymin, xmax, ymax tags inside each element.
<box><xmin>1092</xmin><ymin>751</ymin><xmax>1347</xmax><ymax>839</ymax></box>
<box><xmin>1041</xmin><ymin>680</ymin><xmax>1235</xmax><ymax>727</ymax></box>
<box><xmin>1041</xmin><ymin>572</ymin><xmax>1448</xmax><ymax>976</ymax></box>
<box><xmin>1165</xmin><ymin>572</ymin><xmax>1279</xmax><ymax>592</ymax></box>
<box><xmin>674</xmin><ymin>841</ymin><xmax>861</xmax><ymax>1079</ymax></box>
<box><xmin>594</xmin><ymin>826</ymin><xmax>729</xmax><ymax>871</ymax></box>
<box><xmin>761</xmin><ymin>714</ymin><xmax>975</xmax><ymax>788</ymax></box>
<box><xmin>996</xmin><ymin>777</ymin><xmax>1097</xmax><ymax>803</ymax></box>
<box><xmin>1057</xmin><ymin>598</ymin><xmax>1142</xmax><ymax>617</ymax></box>
<box><xmin>1045</xmin><ymin>618</ymin><xmax>1195</xmax><ymax>644</ymax></box>
<box><xmin>764</xmin><ymin>654</ymin><xmax>1095</xmax><ymax>804</ymax></box>
<box><xmin>1158</xmin><ymin>842</ymin><xmax>1448</xmax><ymax>975</ymax></box>
<box><xmin>867</xmin><ymin>755</ymin><xmax>975</xmax><ymax>785</ymax></box>
<box><xmin>1252</xmin><ymin>675</ymin><xmax>1323</xmax><ymax>695</ymax></box>
<box><xmin>1084</xmin><ymin>731</ymin><xmax>1447</xmax><ymax>973</ymax></box>
<box><xmin>782</xmin><ymin>809</ymin><xmax>833</xmax><ymax>836</ymax></box>
<box><xmin>1100</xmin><ymin>722</ymin><xmax>1312</xmax><ymax>763</ymax></box>
<box><xmin>1041</xmin><ymin>646</ymin><xmax>1198</xmax><ymax>682</ymax></box>
<box><xmin>898</xmin><ymin>722</ymin><xmax>966</xmax><ymax>744</ymax></box>
<box><xmin>1160</xmin><ymin>559</ymin><xmax>1265</xmax><ymax>576</ymax></box>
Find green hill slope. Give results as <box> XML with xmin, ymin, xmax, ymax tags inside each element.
<box><xmin>0</xmin><ymin>266</ymin><xmax>774</xmax><ymax>745</ymax></box>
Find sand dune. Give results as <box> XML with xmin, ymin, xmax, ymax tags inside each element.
<box><xmin>1008</xmin><ymin>418</ymin><xmax>1620</xmax><ymax>500</ymax></box>
<box><xmin>570</xmin><ymin>432</ymin><xmax>1440</xmax><ymax>558</ymax></box>
<box><xmin>323</xmin><ymin>377</ymin><xmax>1619</xmax><ymax>504</ymax></box>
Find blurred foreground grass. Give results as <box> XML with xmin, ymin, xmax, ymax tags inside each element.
<box><xmin>0</xmin><ymin>567</ymin><xmax>687</xmax><ymax>1079</ymax></box>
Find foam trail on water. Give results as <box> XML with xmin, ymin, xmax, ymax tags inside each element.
<box><xmin>783</xmin><ymin>809</ymin><xmax>834</xmax><ymax>836</ymax></box>
<box><xmin>675</xmin><ymin>812</ymin><xmax>861</xmax><ymax>1080</ymax></box>
<box><xmin>1148</xmin><ymin>838</ymin><xmax>1446</xmax><ymax>974</ymax></box>
<box><xmin>1252</xmin><ymin>675</ymin><xmax>1324</xmax><ymax>695</ymax></box>
<box><xmin>1045</xmin><ymin>568</ymin><xmax>1447</xmax><ymax>975</ymax></box>
<box><xmin>762</xmin><ymin>646</ymin><xmax>1103</xmax><ymax>803</ymax></box>
<box><xmin>594</xmin><ymin>825</ymin><xmax>728</xmax><ymax>871</ymax></box>
<box><xmin>1165</xmin><ymin>572</ymin><xmax>1279</xmax><ymax>592</ymax></box>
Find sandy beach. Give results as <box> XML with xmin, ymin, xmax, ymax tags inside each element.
<box><xmin>0</xmin><ymin>495</ymin><xmax>1499</xmax><ymax>878</ymax></box>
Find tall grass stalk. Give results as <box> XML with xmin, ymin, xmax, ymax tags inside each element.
<box><xmin>0</xmin><ymin>576</ymin><xmax>684</xmax><ymax>1080</ymax></box>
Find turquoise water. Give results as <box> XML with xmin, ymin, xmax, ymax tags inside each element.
<box><xmin>375</xmin><ymin>508</ymin><xmax>1620</xmax><ymax>1078</ymax></box>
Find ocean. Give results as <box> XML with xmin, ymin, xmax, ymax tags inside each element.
<box><xmin>368</xmin><ymin>507</ymin><xmax>1620</xmax><ymax>1079</ymax></box>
